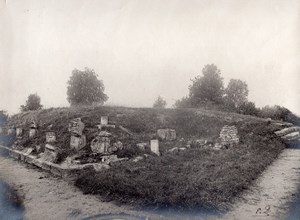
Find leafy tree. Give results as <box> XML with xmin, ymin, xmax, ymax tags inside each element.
<box><xmin>153</xmin><ymin>96</ymin><xmax>167</xmax><ymax>108</ymax></box>
<box><xmin>173</xmin><ymin>96</ymin><xmax>192</xmax><ymax>109</ymax></box>
<box><xmin>237</xmin><ymin>101</ymin><xmax>259</xmax><ymax>116</ymax></box>
<box><xmin>224</xmin><ymin>79</ymin><xmax>249</xmax><ymax>109</ymax></box>
<box><xmin>20</xmin><ymin>93</ymin><xmax>43</xmax><ymax>112</ymax></box>
<box><xmin>189</xmin><ymin>64</ymin><xmax>224</xmax><ymax>106</ymax></box>
<box><xmin>67</xmin><ymin>67</ymin><xmax>108</xmax><ymax>106</ymax></box>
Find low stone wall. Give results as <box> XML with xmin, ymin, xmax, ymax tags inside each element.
<box><xmin>0</xmin><ymin>145</ymin><xmax>98</xmax><ymax>179</ymax></box>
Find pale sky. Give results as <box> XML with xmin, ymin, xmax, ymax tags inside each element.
<box><xmin>0</xmin><ymin>0</ymin><xmax>299</xmax><ymax>115</ymax></box>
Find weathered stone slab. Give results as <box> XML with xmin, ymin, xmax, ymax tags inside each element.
<box><xmin>150</xmin><ymin>139</ymin><xmax>160</xmax><ymax>156</ymax></box>
<box><xmin>46</xmin><ymin>132</ymin><xmax>56</xmax><ymax>143</ymax></box>
<box><xmin>42</xmin><ymin>144</ymin><xmax>58</xmax><ymax>163</ymax></box>
<box><xmin>23</xmin><ymin>147</ymin><xmax>34</xmax><ymax>155</ymax></box>
<box><xmin>70</xmin><ymin>135</ymin><xmax>86</xmax><ymax>151</ymax></box>
<box><xmin>275</xmin><ymin>127</ymin><xmax>300</xmax><ymax>137</ymax></box>
<box><xmin>29</xmin><ymin>128</ymin><xmax>37</xmax><ymax>138</ymax></box>
<box><xmin>91</xmin><ymin>136</ymin><xmax>110</xmax><ymax>154</ymax></box>
<box><xmin>282</xmin><ymin>131</ymin><xmax>300</xmax><ymax>141</ymax></box>
<box><xmin>101</xmin><ymin>116</ymin><xmax>108</xmax><ymax>125</ymax></box>
<box><xmin>16</xmin><ymin>128</ymin><xmax>23</xmax><ymax>138</ymax></box>
<box><xmin>97</xmin><ymin>124</ymin><xmax>116</xmax><ymax>130</ymax></box>
<box><xmin>133</xmin><ymin>156</ymin><xmax>144</xmax><ymax>162</ymax></box>
<box><xmin>68</xmin><ymin>118</ymin><xmax>85</xmax><ymax>136</ymax></box>
<box><xmin>157</xmin><ymin>129</ymin><xmax>176</xmax><ymax>141</ymax></box>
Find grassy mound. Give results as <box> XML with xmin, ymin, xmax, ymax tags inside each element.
<box><xmin>3</xmin><ymin>106</ymin><xmax>287</xmax><ymax>210</ymax></box>
<box><xmin>75</xmin><ymin>120</ymin><xmax>285</xmax><ymax>210</ymax></box>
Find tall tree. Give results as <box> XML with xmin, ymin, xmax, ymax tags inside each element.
<box><xmin>67</xmin><ymin>67</ymin><xmax>108</xmax><ymax>106</ymax></box>
<box><xmin>20</xmin><ymin>93</ymin><xmax>43</xmax><ymax>112</ymax></box>
<box><xmin>189</xmin><ymin>64</ymin><xmax>224</xmax><ymax>106</ymax></box>
<box><xmin>224</xmin><ymin>79</ymin><xmax>249</xmax><ymax>109</ymax></box>
<box><xmin>153</xmin><ymin>96</ymin><xmax>167</xmax><ymax>108</ymax></box>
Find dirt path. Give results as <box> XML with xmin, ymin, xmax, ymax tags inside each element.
<box><xmin>222</xmin><ymin>148</ymin><xmax>300</xmax><ymax>220</ymax></box>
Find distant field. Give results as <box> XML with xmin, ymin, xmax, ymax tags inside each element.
<box><xmin>3</xmin><ymin>106</ymin><xmax>287</xmax><ymax>211</ymax></box>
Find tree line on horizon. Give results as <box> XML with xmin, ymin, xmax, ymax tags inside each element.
<box><xmin>13</xmin><ymin>65</ymin><xmax>299</xmax><ymax>125</ymax></box>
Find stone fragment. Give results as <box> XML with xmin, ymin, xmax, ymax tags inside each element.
<box><xmin>29</xmin><ymin>128</ymin><xmax>37</xmax><ymax>138</ymax></box>
<box><xmin>97</xmin><ymin>124</ymin><xmax>116</xmax><ymax>130</ymax></box>
<box><xmin>157</xmin><ymin>129</ymin><xmax>176</xmax><ymax>141</ymax></box>
<box><xmin>136</xmin><ymin>143</ymin><xmax>148</xmax><ymax>151</ymax></box>
<box><xmin>68</xmin><ymin>118</ymin><xmax>85</xmax><ymax>136</ymax></box>
<box><xmin>101</xmin><ymin>116</ymin><xmax>108</xmax><ymax>125</ymax></box>
<box><xmin>133</xmin><ymin>156</ymin><xmax>144</xmax><ymax>162</ymax></box>
<box><xmin>70</xmin><ymin>135</ymin><xmax>86</xmax><ymax>151</ymax></box>
<box><xmin>275</xmin><ymin>127</ymin><xmax>300</xmax><ymax>137</ymax></box>
<box><xmin>113</xmin><ymin>141</ymin><xmax>123</xmax><ymax>150</ymax></box>
<box><xmin>35</xmin><ymin>145</ymin><xmax>43</xmax><ymax>153</ymax></box>
<box><xmin>102</xmin><ymin>154</ymin><xmax>118</xmax><ymax>164</ymax></box>
<box><xmin>16</xmin><ymin>128</ymin><xmax>23</xmax><ymax>138</ymax></box>
<box><xmin>7</xmin><ymin>128</ymin><xmax>15</xmax><ymax>135</ymax></box>
<box><xmin>150</xmin><ymin>139</ymin><xmax>160</xmax><ymax>156</ymax></box>
<box><xmin>282</xmin><ymin>131</ymin><xmax>300</xmax><ymax>141</ymax></box>
<box><xmin>214</xmin><ymin>143</ymin><xmax>223</xmax><ymax>150</ymax></box>
<box><xmin>90</xmin><ymin>131</ymin><xmax>112</xmax><ymax>154</ymax></box>
<box><xmin>23</xmin><ymin>147</ymin><xmax>34</xmax><ymax>155</ymax></box>
<box><xmin>93</xmin><ymin>163</ymin><xmax>110</xmax><ymax>172</ymax></box>
<box><xmin>46</xmin><ymin>132</ymin><xmax>56</xmax><ymax>143</ymax></box>
<box><xmin>41</xmin><ymin>144</ymin><xmax>58</xmax><ymax>163</ymax></box>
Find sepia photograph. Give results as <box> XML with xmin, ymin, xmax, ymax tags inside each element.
<box><xmin>0</xmin><ymin>0</ymin><xmax>299</xmax><ymax>219</ymax></box>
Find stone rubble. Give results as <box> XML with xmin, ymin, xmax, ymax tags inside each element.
<box><xmin>157</xmin><ymin>129</ymin><xmax>176</xmax><ymax>141</ymax></box>
<box><xmin>219</xmin><ymin>125</ymin><xmax>239</xmax><ymax>146</ymax></box>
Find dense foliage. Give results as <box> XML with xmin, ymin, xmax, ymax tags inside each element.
<box><xmin>20</xmin><ymin>93</ymin><xmax>43</xmax><ymax>112</ymax></box>
<box><xmin>189</xmin><ymin>64</ymin><xmax>224</xmax><ymax>106</ymax></box>
<box><xmin>67</xmin><ymin>68</ymin><xmax>108</xmax><ymax>106</ymax></box>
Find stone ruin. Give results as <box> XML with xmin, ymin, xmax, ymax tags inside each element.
<box><xmin>217</xmin><ymin>125</ymin><xmax>239</xmax><ymax>148</ymax></box>
<box><xmin>29</xmin><ymin>120</ymin><xmax>38</xmax><ymax>138</ymax></box>
<box><xmin>150</xmin><ymin>139</ymin><xmax>160</xmax><ymax>156</ymax></box>
<box><xmin>90</xmin><ymin>131</ymin><xmax>123</xmax><ymax>154</ymax></box>
<box><xmin>42</xmin><ymin>131</ymin><xmax>58</xmax><ymax>163</ymax></box>
<box><xmin>157</xmin><ymin>129</ymin><xmax>176</xmax><ymax>141</ymax></box>
<box><xmin>16</xmin><ymin>128</ymin><xmax>23</xmax><ymax>139</ymax></box>
<box><xmin>97</xmin><ymin>116</ymin><xmax>116</xmax><ymax>130</ymax></box>
<box><xmin>68</xmin><ymin>118</ymin><xmax>86</xmax><ymax>151</ymax></box>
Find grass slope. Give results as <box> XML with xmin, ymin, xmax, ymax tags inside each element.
<box><xmin>3</xmin><ymin>106</ymin><xmax>287</xmax><ymax>210</ymax></box>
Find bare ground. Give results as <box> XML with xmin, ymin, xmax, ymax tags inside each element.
<box><xmin>222</xmin><ymin>148</ymin><xmax>300</xmax><ymax>220</ymax></box>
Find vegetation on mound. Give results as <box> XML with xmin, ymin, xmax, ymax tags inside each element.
<box><xmin>3</xmin><ymin>106</ymin><xmax>261</xmax><ymax>161</ymax></box>
<box><xmin>75</xmin><ymin>120</ymin><xmax>286</xmax><ymax>211</ymax></box>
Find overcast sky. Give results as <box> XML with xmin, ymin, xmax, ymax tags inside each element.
<box><xmin>0</xmin><ymin>0</ymin><xmax>299</xmax><ymax>115</ymax></box>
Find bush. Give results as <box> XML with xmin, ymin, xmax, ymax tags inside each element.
<box><xmin>20</xmin><ymin>94</ymin><xmax>43</xmax><ymax>112</ymax></box>
<box><xmin>259</xmin><ymin>105</ymin><xmax>299</xmax><ymax>124</ymax></box>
